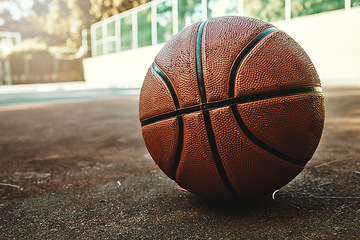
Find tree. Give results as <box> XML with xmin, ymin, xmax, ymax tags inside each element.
<box><xmin>291</xmin><ymin>0</ymin><xmax>345</xmax><ymax>18</ymax></box>
<box><xmin>89</xmin><ymin>0</ymin><xmax>148</xmax><ymax>21</ymax></box>
<box><xmin>244</xmin><ymin>0</ymin><xmax>285</xmax><ymax>22</ymax></box>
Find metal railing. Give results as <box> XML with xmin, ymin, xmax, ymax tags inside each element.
<box><xmin>91</xmin><ymin>0</ymin><xmax>359</xmax><ymax>57</ymax></box>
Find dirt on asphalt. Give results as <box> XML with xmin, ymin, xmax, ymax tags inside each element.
<box><xmin>0</xmin><ymin>86</ymin><xmax>359</xmax><ymax>239</ymax></box>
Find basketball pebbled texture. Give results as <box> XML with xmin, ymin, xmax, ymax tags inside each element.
<box><xmin>139</xmin><ymin>16</ymin><xmax>325</xmax><ymax>200</ymax></box>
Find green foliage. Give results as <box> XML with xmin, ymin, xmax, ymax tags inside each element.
<box><xmin>245</xmin><ymin>0</ymin><xmax>285</xmax><ymax>22</ymax></box>
<box><xmin>178</xmin><ymin>0</ymin><xmax>202</xmax><ymax>30</ymax></box>
<box><xmin>207</xmin><ymin>0</ymin><xmax>238</xmax><ymax>19</ymax></box>
<box><xmin>120</xmin><ymin>15</ymin><xmax>133</xmax><ymax>51</ymax></box>
<box><xmin>157</xmin><ymin>1</ymin><xmax>172</xmax><ymax>44</ymax></box>
<box><xmin>138</xmin><ymin>7</ymin><xmax>152</xmax><ymax>47</ymax></box>
<box><xmin>292</xmin><ymin>0</ymin><xmax>345</xmax><ymax>18</ymax></box>
<box><xmin>353</xmin><ymin>0</ymin><xmax>360</xmax><ymax>6</ymax></box>
<box><xmin>89</xmin><ymin>0</ymin><xmax>149</xmax><ymax>21</ymax></box>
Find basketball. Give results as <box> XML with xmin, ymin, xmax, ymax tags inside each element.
<box><xmin>139</xmin><ymin>16</ymin><xmax>325</xmax><ymax>200</ymax></box>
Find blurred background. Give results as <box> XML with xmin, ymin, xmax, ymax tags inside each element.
<box><xmin>0</xmin><ymin>0</ymin><xmax>359</xmax><ymax>103</ymax></box>
<box><xmin>0</xmin><ymin>0</ymin><xmax>149</xmax><ymax>86</ymax></box>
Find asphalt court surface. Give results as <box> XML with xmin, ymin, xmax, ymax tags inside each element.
<box><xmin>0</xmin><ymin>85</ymin><xmax>359</xmax><ymax>239</ymax></box>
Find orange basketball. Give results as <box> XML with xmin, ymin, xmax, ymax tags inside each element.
<box><xmin>139</xmin><ymin>16</ymin><xmax>325</xmax><ymax>200</ymax></box>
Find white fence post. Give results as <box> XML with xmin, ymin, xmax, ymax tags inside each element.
<box><xmin>172</xmin><ymin>0</ymin><xmax>179</xmax><ymax>35</ymax></box>
<box><xmin>90</xmin><ymin>26</ymin><xmax>96</xmax><ymax>56</ymax></box>
<box><xmin>202</xmin><ymin>0</ymin><xmax>208</xmax><ymax>21</ymax></box>
<box><xmin>238</xmin><ymin>0</ymin><xmax>244</xmax><ymax>16</ymax></box>
<box><xmin>152</xmin><ymin>1</ymin><xmax>158</xmax><ymax>45</ymax></box>
<box><xmin>102</xmin><ymin>22</ymin><xmax>108</xmax><ymax>55</ymax></box>
<box><xmin>132</xmin><ymin>10</ymin><xmax>138</xmax><ymax>49</ymax></box>
<box><xmin>285</xmin><ymin>0</ymin><xmax>291</xmax><ymax>21</ymax></box>
<box><xmin>345</xmin><ymin>0</ymin><xmax>351</xmax><ymax>10</ymax></box>
<box><xmin>115</xmin><ymin>17</ymin><xmax>121</xmax><ymax>52</ymax></box>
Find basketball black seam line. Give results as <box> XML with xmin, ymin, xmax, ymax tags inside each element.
<box><xmin>230</xmin><ymin>105</ymin><xmax>306</xmax><ymax>167</ymax></box>
<box><xmin>228</xmin><ymin>27</ymin><xmax>276</xmax><ymax>98</ymax></box>
<box><xmin>226</xmin><ymin>27</ymin><xmax>307</xmax><ymax>167</ymax></box>
<box><xmin>196</xmin><ymin>20</ymin><xmax>239</xmax><ymax>199</ymax></box>
<box><xmin>152</xmin><ymin>62</ymin><xmax>180</xmax><ymax>109</ymax></box>
<box><xmin>196</xmin><ymin>21</ymin><xmax>208</xmax><ymax>104</ymax></box>
<box><xmin>151</xmin><ymin>62</ymin><xmax>184</xmax><ymax>180</ymax></box>
<box><xmin>140</xmin><ymin>86</ymin><xmax>322</xmax><ymax>126</ymax></box>
<box><xmin>146</xmin><ymin>26</ymin><xmax>321</xmax><ymax>172</ymax></box>
<box><xmin>171</xmin><ymin>116</ymin><xmax>184</xmax><ymax>180</ymax></box>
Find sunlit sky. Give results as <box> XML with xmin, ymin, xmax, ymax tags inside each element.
<box><xmin>0</xmin><ymin>0</ymin><xmax>34</xmax><ymax>22</ymax></box>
